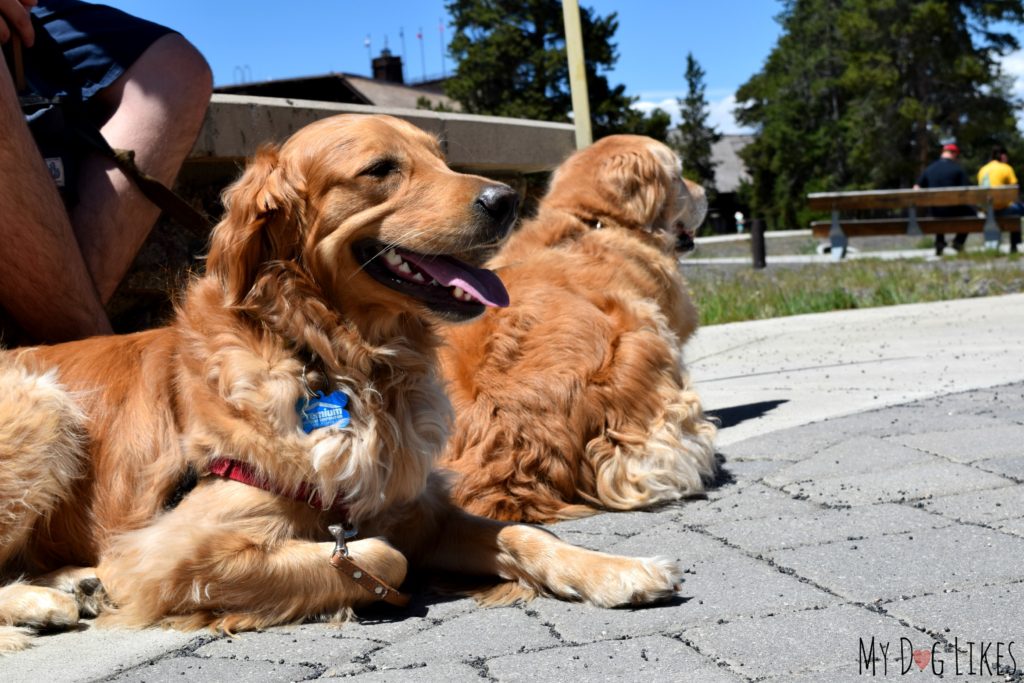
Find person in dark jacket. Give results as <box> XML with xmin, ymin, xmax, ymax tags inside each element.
<box><xmin>914</xmin><ymin>143</ymin><xmax>975</xmax><ymax>256</ymax></box>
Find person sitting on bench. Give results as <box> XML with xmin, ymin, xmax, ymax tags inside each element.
<box><xmin>978</xmin><ymin>145</ymin><xmax>1022</xmax><ymax>254</ymax></box>
<box><xmin>0</xmin><ymin>0</ymin><xmax>211</xmax><ymax>344</ymax></box>
<box><xmin>914</xmin><ymin>143</ymin><xmax>974</xmax><ymax>256</ymax></box>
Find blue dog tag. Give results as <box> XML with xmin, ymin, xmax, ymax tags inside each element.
<box><xmin>297</xmin><ymin>390</ymin><xmax>351</xmax><ymax>434</ymax></box>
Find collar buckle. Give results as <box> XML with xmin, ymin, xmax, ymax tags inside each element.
<box><xmin>328</xmin><ymin>522</ymin><xmax>359</xmax><ymax>558</ymax></box>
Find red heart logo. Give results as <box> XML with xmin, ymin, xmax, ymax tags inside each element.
<box><xmin>913</xmin><ymin>648</ymin><xmax>931</xmax><ymax>671</ymax></box>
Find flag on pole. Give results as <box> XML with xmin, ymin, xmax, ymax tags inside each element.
<box><xmin>417</xmin><ymin>27</ymin><xmax>426</xmax><ymax>80</ymax></box>
<box><xmin>438</xmin><ymin>19</ymin><xmax>446</xmax><ymax>77</ymax></box>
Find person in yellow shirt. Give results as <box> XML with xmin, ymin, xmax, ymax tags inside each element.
<box><xmin>978</xmin><ymin>146</ymin><xmax>1022</xmax><ymax>253</ymax></box>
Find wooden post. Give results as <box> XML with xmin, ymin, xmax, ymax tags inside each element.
<box><xmin>750</xmin><ymin>218</ymin><xmax>766</xmax><ymax>269</ymax></box>
<box><xmin>562</xmin><ymin>0</ymin><xmax>592</xmax><ymax>149</ymax></box>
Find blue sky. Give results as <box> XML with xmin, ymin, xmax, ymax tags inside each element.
<box><xmin>99</xmin><ymin>1</ymin><xmax>1021</xmax><ymax>133</ymax></box>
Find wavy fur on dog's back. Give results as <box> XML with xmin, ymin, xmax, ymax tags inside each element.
<box><xmin>439</xmin><ymin>135</ymin><xmax>717</xmax><ymax>523</ymax></box>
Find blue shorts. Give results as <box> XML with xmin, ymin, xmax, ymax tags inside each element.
<box><xmin>28</xmin><ymin>0</ymin><xmax>175</xmax><ymax>102</ymax></box>
<box><xmin>16</xmin><ymin>1</ymin><xmax>175</xmax><ymax>204</ymax></box>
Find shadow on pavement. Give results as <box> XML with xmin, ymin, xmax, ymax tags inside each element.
<box><xmin>707</xmin><ymin>399</ymin><xmax>789</xmax><ymax>429</ymax></box>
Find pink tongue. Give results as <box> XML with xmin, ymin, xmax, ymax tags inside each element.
<box><xmin>398</xmin><ymin>250</ymin><xmax>509</xmax><ymax>308</ymax></box>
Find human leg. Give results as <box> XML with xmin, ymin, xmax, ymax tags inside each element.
<box><xmin>0</xmin><ymin>59</ymin><xmax>111</xmax><ymax>342</ymax></box>
<box><xmin>70</xmin><ymin>33</ymin><xmax>211</xmax><ymax>303</ymax></box>
<box><xmin>1003</xmin><ymin>202</ymin><xmax>1022</xmax><ymax>253</ymax></box>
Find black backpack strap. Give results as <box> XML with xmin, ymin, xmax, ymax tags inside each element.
<box><xmin>10</xmin><ymin>35</ymin><xmax>26</xmax><ymax>91</ymax></box>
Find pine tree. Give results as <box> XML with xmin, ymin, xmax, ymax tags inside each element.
<box><xmin>736</xmin><ymin>0</ymin><xmax>1024</xmax><ymax>230</ymax></box>
<box><xmin>674</xmin><ymin>53</ymin><xmax>722</xmax><ymax>194</ymax></box>
<box><xmin>443</xmin><ymin>0</ymin><xmax>667</xmax><ymax>140</ymax></box>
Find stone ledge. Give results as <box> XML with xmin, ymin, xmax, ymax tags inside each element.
<box><xmin>190</xmin><ymin>94</ymin><xmax>576</xmax><ymax>173</ymax></box>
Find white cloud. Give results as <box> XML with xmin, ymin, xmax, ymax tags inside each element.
<box><xmin>632</xmin><ymin>91</ymin><xmax>751</xmax><ymax>134</ymax></box>
<box><xmin>632</xmin><ymin>96</ymin><xmax>677</xmax><ymax>117</ymax></box>
<box><xmin>1002</xmin><ymin>49</ymin><xmax>1024</xmax><ymax>98</ymax></box>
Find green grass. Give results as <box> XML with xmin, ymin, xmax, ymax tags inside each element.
<box><xmin>689</xmin><ymin>255</ymin><xmax>1024</xmax><ymax>326</ymax></box>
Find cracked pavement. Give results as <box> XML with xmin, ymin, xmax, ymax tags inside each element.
<box><xmin>6</xmin><ymin>294</ymin><xmax>1024</xmax><ymax>682</ymax></box>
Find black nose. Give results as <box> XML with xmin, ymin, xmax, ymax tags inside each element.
<box><xmin>475</xmin><ymin>184</ymin><xmax>519</xmax><ymax>238</ymax></box>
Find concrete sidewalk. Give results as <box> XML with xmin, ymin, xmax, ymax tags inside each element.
<box><xmin>687</xmin><ymin>293</ymin><xmax>1024</xmax><ymax>446</ymax></box>
<box><xmin>4</xmin><ymin>296</ymin><xmax>1023</xmax><ymax>682</ymax></box>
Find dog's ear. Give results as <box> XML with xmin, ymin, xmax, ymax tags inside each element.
<box><xmin>206</xmin><ymin>145</ymin><xmax>303</xmax><ymax>304</ymax></box>
<box><xmin>597</xmin><ymin>147</ymin><xmax>675</xmax><ymax>230</ymax></box>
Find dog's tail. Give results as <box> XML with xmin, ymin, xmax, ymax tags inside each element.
<box><xmin>584</xmin><ymin>383</ymin><xmax>717</xmax><ymax>510</ymax></box>
<box><xmin>582</xmin><ymin>302</ymin><xmax>717</xmax><ymax>511</ymax></box>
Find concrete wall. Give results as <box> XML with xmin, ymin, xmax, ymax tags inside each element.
<box><xmin>109</xmin><ymin>96</ymin><xmax>575</xmax><ymax>332</ymax></box>
<box><xmin>189</xmin><ymin>94</ymin><xmax>576</xmax><ymax>174</ymax></box>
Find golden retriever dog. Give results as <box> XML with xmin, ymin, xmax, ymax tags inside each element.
<box><xmin>438</xmin><ymin>135</ymin><xmax>718</xmax><ymax>523</ymax></box>
<box><xmin>0</xmin><ymin>115</ymin><xmax>683</xmax><ymax>653</ymax></box>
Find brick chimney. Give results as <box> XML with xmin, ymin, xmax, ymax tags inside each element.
<box><xmin>372</xmin><ymin>48</ymin><xmax>404</xmax><ymax>84</ymax></box>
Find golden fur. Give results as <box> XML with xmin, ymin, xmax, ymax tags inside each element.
<box><xmin>0</xmin><ymin>116</ymin><xmax>682</xmax><ymax>651</ymax></box>
<box><xmin>439</xmin><ymin>135</ymin><xmax>717</xmax><ymax>523</ymax></box>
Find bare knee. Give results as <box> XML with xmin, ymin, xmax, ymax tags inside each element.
<box><xmin>146</xmin><ymin>34</ymin><xmax>213</xmax><ymax>117</ymax></box>
<box><xmin>94</xmin><ymin>33</ymin><xmax>212</xmax><ymax>130</ymax></box>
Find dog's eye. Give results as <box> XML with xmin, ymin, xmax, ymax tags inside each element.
<box><xmin>360</xmin><ymin>158</ymin><xmax>399</xmax><ymax>178</ymax></box>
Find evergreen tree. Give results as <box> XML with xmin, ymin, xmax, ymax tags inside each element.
<box><xmin>736</xmin><ymin>0</ymin><xmax>1024</xmax><ymax>230</ymax></box>
<box><xmin>674</xmin><ymin>53</ymin><xmax>722</xmax><ymax>194</ymax></box>
<box><xmin>444</xmin><ymin>0</ymin><xmax>667</xmax><ymax>140</ymax></box>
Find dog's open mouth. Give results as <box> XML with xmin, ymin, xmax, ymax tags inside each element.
<box><xmin>676</xmin><ymin>226</ymin><xmax>696</xmax><ymax>253</ymax></box>
<box><xmin>355</xmin><ymin>240</ymin><xmax>509</xmax><ymax>321</ymax></box>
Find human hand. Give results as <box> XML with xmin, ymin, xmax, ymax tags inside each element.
<box><xmin>0</xmin><ymin>0</ymin><xmax>36</xmax><ymax>47</ymax></box>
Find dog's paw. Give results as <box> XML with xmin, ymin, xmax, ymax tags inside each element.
<box><xmin>0</xmin><ymin>625</ymin><xmax>33</xmax><ymax>654</ymax></box>
<box><xmin>618</xmin><ymin>556</ymin><xmax>683</xmax><ymax>606</ymax></box>
<box><xmin>33</xmin><ymin>567</ymin><xmax>107</xmax><ymax>619</ymax></box>
<box><xmin>1</xmin><ymin>586</ymin><xmax>79</xmax><ymax>630</ymax></box>
<box><xmin>73</xmin><ymin>576</ymin><xmax>107</xmax><ymax>619</ymax></box>
<box><xmin>568</xmin><ymin>555</ymin><xmax>683</xmax><ymax>608</ymax></box>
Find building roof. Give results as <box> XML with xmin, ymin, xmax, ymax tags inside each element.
<box><xmin>215</xmin><ymin>73</ymin><xmax>460</xmax><ymax>112</ymax></box>
<box><xmin>711</xmin><ymin>134</ymin><xmax>753</xmax><ymax>194</ymax></box>
<box><xmin>344</xmin><ymin>75</ymin><xmax>460</xmax><ymax>111</ymax></box>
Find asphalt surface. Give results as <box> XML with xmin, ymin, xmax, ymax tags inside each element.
<box><xmin>5</xmin><ymin>294</ymin><xmax>1024</xmax><ymax>682</ymax></box>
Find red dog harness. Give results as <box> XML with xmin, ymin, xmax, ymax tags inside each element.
<box><xmin>205</xmin><ymin>457</ymin><xmax>409</xmax><ymax>607</ymax></box>
<box><xmin>207</xmin><ymin>457</ymin><xmax>346</xmax><ymax>513</ymax></box>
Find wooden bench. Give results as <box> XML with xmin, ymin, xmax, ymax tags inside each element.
<box><xmin>807</xmin><ymin>185</ymin><xmax>1020</xmax><ymax>259</ymax></box>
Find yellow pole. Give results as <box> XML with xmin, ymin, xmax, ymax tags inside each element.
<box><xmin>561</xmin><ymin>0</ymin><xmax>592</xmax><ymax>149</ymax></box>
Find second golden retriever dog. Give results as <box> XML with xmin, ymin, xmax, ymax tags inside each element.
<box><xmin>439</xmin><ymin>135</ymin><xmax>718</xmax><ymax>523</ymax></box>
<box><xmin>0</xmin><ymin>115</ymin><xmax>682</xmax><ymax>653</ymax></box>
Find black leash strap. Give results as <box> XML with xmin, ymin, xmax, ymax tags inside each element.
<box><xmin>71</xmin><ymin>120</ymin><xmax>212</xmax><ymax>234</ymax></box>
